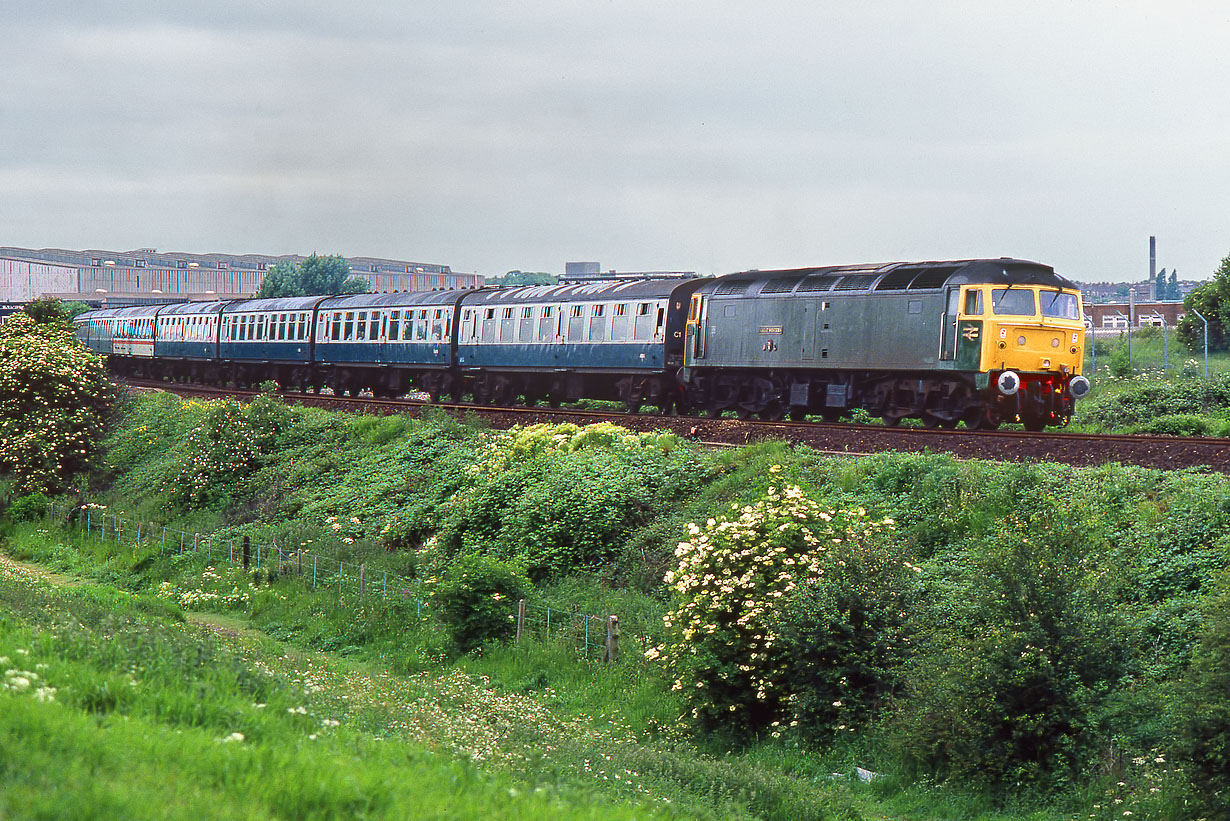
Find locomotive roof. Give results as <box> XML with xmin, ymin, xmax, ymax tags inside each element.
<box><xmin>708</xmin><ymin>258</ymin><xmax>1077</xmax><ymax>295</ymax></box>
<box><xmin>464</xmin><ymin>279</ymin><xmax>701</xmax><ymax>305</ymax></box>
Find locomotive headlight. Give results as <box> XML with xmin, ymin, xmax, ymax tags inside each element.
<box><xmin>1051</xmin><ymin>338</ymin><xmax>1060</xmax><ymax>348</ymax></box>
<box><xmin>997</xmin><ymin>371</ymin><xmax>1021</xmax><ymax>396</ymax></box>
<box><xmin>1069</xmin><ymin>375</ymin><xmax>1092</xmax><ymax>399</ymax></box>
<box><xmin>1017</xmin><ymin>335</ymin><xmax>1027</xmax><ymax>346</ymax></box>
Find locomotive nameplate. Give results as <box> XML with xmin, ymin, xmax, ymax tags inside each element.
<box><xmin>758</xmin><ymin>325</ymin><xmax>783</xmax><ymax>335</ymax></box>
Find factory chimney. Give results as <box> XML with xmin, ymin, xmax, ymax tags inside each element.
<box><xmin>1149</xmin><ymin>236</ymin><xmax>1158</xmax><ymax>299</ymax></box>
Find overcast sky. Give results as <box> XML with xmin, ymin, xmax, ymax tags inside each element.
<box><xmin>3</xmin><ymin>2</ymin><xmax>1228</xmax><ymax>281</ymax></box>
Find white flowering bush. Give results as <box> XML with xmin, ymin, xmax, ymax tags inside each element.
<box><xmin>649</xmin><ymin>473</ymin><xmax>896</xmax><ymax>737</ymax></box>
<box><xmin>0</xmin><ymin>314</ymin><xmax>115</xmax><ymax>493</ymax></box>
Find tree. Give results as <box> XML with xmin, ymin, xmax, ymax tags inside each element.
<box><xmin>486</xmin><ymin>270</ymin><xmax>558</xmax><ymax>287</ymax></box>
<box><xmin>0</xmin><ymin>314</ymin><xmax>116</xmax><ymax>493</ymax></box>
<box><xmin>255</xmin><ymin>254</ymin><xmax>369</xmax><ymax>298</ymax></box>
<box><xmin>1168</xmin><ymin>270</ymin><xmax>1180</xmax><ymax>301</ymax></box>
<box><xmin>1156</xmin><ymin>268</ymin><xmax>1168</xmax><ymax>301</ymax></box>
<box><xmin>21</xmin><ymin>297</ymin><xmax>90</xmax><ymax>328</ymax></box>
<box><xmin>1177</xmin><ymin>254</ymin><xmax>1230</xmax><ymax>353</ymax></box>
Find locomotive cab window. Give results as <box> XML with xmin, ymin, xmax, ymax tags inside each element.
<box><xmin>1041</xmin><ymin>291</ymin><xmax>1080</xmax><ymax>320</ymax></box>
<box><xmin>991</xmin><ymin>288</ymin><xmax>1037</xmax><ymax>316</ymax></box>
<box><xmin>963</xmin><ymin>289</ymin><xmax>984</xmax><ymax>316</ymax></box>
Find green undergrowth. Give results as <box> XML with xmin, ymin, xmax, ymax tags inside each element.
<box><xmin>0</xmin><ymin>555</ymin><xmax>864</xmax><ymax>820</ymax></box>
<box><xmin>6</xmin><ymin>391</ymin><xmax>1230</xmax><ymax>817</ymax></box>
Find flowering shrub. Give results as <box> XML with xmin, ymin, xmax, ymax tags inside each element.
<box><xmin>649</xmin><ymin>473</ymin><xmax>896</xmax><ymax>737</ymax></box>
<box><xmin>0</xmin><ymin>314</ymin><xmax>115</xmax><ymax>493</ymax></box>
<box><xmin>167</xmin><ymin>394</ymin><xmax>293</xmax><ymax>507</ymax></box>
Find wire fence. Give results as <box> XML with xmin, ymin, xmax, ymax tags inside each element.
<box><xmin>44</xmin><ymin>500</ymin><xmax>622</xmax><ymax>661</ymax></box>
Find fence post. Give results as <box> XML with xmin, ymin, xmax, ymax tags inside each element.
<box><xmin>360</xmin><ymin>563</ymin><xmax>366</xmax><ymax>598</ymax></box>
<box><xmin>605</xmin><ymin>615</ymin><xmax>620</xmax><ymax>663</ymax></box>
<box><xmin>313</xmin><ymin>555</ymin><xmax>317</xmax><ymax>589</ymax></box>
<box><xmin>584</xmin><ymin>614</ymin><xmax>590</xmax><ymax>658</ymax></box>
<box><xmin>193</xmin><ymin>533</ymin><xmax>199</xmax><ymax>555</ymax></box>
<box><xmin>136</xmin><ymin>520</ymin><xmax>142</xmax><ymax>548</ymax></box>
<box><xmin>516</xmin><ymin>599</ymin><xmax>526</xmax><ymax>642</ymax></box>
<box><xmin>242</xmin><ymin>536</ymin><xmax>250</xmax><ymax>570</ymax></box>
<box><xmin>298</xmin><ymin>550</ymin><xmax>303</xmax><ymax>577</ymax></box>
<box><xmin>546</xmin><ymin>606</ymin><xmax>551</xmax><ymax>642</ymax></box>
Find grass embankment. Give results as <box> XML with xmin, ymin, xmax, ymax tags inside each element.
<box><xmin>5</xmin><ymin>383</ymin><xmax>1230</xmax><ymax>819</ymax></box>
<box><xmin>0</xmin><ymin>545</ymin><xmax>862</xmax><ymax>820</ymax></box>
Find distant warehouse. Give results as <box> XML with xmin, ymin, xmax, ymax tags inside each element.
<box><xmin>0</xmin><ymin>246</ymin><xmax>482</xmax><ymax>306</ymax></box>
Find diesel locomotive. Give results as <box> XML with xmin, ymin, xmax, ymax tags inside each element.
<box><xmin>74</xmin><ymin>257</ymin><xmax>1089</xmax><ymax>430</ymax></box>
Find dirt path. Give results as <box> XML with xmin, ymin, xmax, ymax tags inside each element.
<box><xmin>0</xmin><ymin>551</ymin><xmax>265</xmax><ymax>641</ymax></box>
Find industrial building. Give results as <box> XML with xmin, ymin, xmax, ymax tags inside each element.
<box><xmin>0</xmin><ymin>246</ymin><xmax>482</xmax><ymax>306</ymax></box>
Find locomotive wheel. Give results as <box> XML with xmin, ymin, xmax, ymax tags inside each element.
<box><xmin>881</xmin><ymin>415</ymin><xmax>903</xmax><ymax>427</ymax></box>
<box><xmin>1022</xmin><ymin>413</ymin><xmax>1047</xmax><ymax>432</ymax></box>
<box><xmin>962</xmin><ymin>408</ymin><xmax>998</xmax><ymax>431</ymax></box>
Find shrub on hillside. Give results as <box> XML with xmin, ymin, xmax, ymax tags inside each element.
<box><xmin>4</xmin><ymin>492</ymin><xmax>52</xmax><ymax>523</ymax></box>
<box><xmin>648</xmin><ymin>475</ymin><xmax>898</xmax><ymax>739</ymax></box>
<box><xmin>1176</xmin><ymin>572</ymin><xmax>1230</xmax><ymax>816</ymax></box>
<box><xmin>0</xmin><ymin>314</ymin><xmax>115</xmax><ymax>493</ymax></box>
<box><xmin>890</xmin><ymin>519</ymin><xmax>1134</xmax><ymax>794</ymax></box>
<box><xmin>434</xmin><ymin>553</ymin><xmax>531</xmax><ymax>653</ymax></box>
<box><xmin>775</xmin><ymin>537</ymin><xmax>917</xmax><ymax>738</ymax></box>
<box><xmin>167</xmin><ymin>394</ymin><xmax>296</xmax><ymax>508</ymax></box>
<box><xmin>435</xmin><ymin>423</ymin><xmax>707</xmax><ymax>581</ymax></box>
<box><xmin>1074</xmin><ymin>374</ymin><xmax>1230</xmax><ymax>430</ymax></box>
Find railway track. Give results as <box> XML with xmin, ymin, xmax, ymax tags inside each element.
<box><xmin>120</xmin><ymin>379</ymin><xmax>1230</xmax><ymax>473</ymax></box>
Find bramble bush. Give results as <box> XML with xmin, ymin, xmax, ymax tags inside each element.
<box><xmin>433</xmin><ymin>553</ymin><xmax>531</xmax><ymax>653</ymax></box>
<box><xmin>648</xmin><ymin>473</ymin><xmax>897</xmax><ymax>739</ymax></box>
<box><xmin>0</xmin><ymin>313</ymin><xmax>115</xmax><ymax>493</ymax></box>
<box><xmin>435</xmin><ymin>423</ymin><xmax>707</xmax><ymax>581</ymax></box>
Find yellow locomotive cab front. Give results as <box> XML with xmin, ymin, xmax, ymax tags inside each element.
<box><xmin>958</xmin><ymin>284</ymin><xmax>1089</xmax><ymax>429</ymax></box>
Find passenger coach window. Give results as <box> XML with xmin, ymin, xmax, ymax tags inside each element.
<box><xmin>963</xmin><ymin>290</ymin><xmax>984</xmax><ymax>315</ymax></box>
<box><xmin>538</xmin><ymin>306</ymin><xmax>555</xmax><ymax>341</ymax></box>
<box><xmin>343</xmin><ymin>312</ymin><xmax>355</xmax><ymax>341</ymax></box>
<box><xmin>369</xmin><ymin>313</ymin><xmax>380</xmax><ymax>340</ymax></box>
<box><xmin>389</xmin><ymin>311</ymin><xmax>400</xmax><ymax>340</ymax></box>
<box><xmin>1041</xmin><ymin>291</ymin><xmax>1079</xmax><ymax>320</ymax></box>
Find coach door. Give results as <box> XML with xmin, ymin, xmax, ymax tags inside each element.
<box><xmin>685</xmin><ymin>293</ymin><xmax>706</xmax><ymax>361</ymax></box>
<box><xmin>939</xmin><ymin>286</ymin><xmax>960</xmax><ymax>361</ymax></box>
